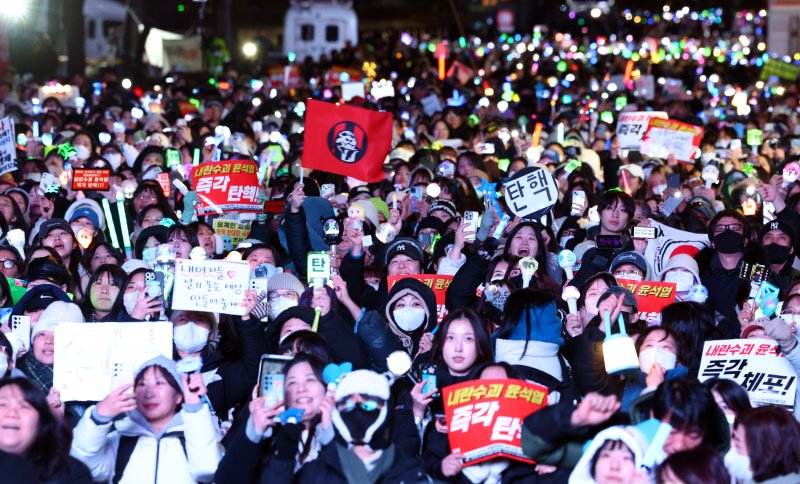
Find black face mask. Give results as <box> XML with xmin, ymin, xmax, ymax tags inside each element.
<box><xmin>714</xmin><ymin>230</ymin><xmax>745</xmax><ymax>254</ymax></box>
<box><xmin>339</xmin><ymin>407</ymin><xmax>380</xmax><ymax>446</ymax></box>
<box><xmin>765</xmin><ymin>243</ymin><xmax>791</xmax><ymax>264</ymax></box>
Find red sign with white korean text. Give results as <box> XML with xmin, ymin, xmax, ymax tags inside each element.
<box><xmin>267</xmin><ymin>66</ymin><xmax>302</xmax><ymax>88</ymax></box>
<box><xmin>443</xmin><ymin>379</ymin><xmax>548</xmax><ymax>466</ymax></box>
<box><xmin>190</xmin><ymin>160</ymin><xmax>261</xmax><ymax>216</ymax></box>
<box><xmin>72</xmin><ymin>168</ymin><xmax>110</xmax><ymax>191</ymax></box>
<box><xmin>325</xmin><ymin>66</ymin><xmax>363</xmax><ymax>86</ymax></box>
<box><xmin>641</xmin><ymin>118</ymin><xmax>704</xmax><ymax>163</ymax></box>
<box><xmin>388</xmin><ymin>274</ymin><xmax>453</xmax><ymax>323</ymax></box>
<box><xmin>156</xmin><ymin>172</ymin><xmax>171</xmax><ymax>198</ymax></box>
<box><xmin>616</xmin><ymin>279</ymin><xmax>677</xmax><ymax>323</ymax></box>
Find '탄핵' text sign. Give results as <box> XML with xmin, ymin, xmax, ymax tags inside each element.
<box><xmin>172</xmin><ymin>258</ymin><xmax>250</xmax><ymax>315</ymax></box>
<box><xmin>502</xmin><ymin>166</ymin><xmax>558</xmax><ymax>220</ymax></box>
<box><xmin>443</xmin><ymin>379</ymin><xmax>548</xmax><ymax>466</ymax></box>
<box><xmin>191</xmin><ymin>160</ymin><xmax>261</xmax><ymax>215</ymax></box>
<box><xmin>698</xmin><ymin>338</ymin><xmax>797</xmax><ymax>409</ymax></box>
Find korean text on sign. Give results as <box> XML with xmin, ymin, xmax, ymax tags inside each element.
<box><xmin>0</xmin><ymin>116</ymin><xmax>16</xmax><ymax>176</ymax></box>
<box><xmin>387</xmin><ymin>274</ymin><xmax>453</xmax><ymax>323</ymax></box>
<box><xmin>191</xmin><ymin>160</ymin><xmax>262</xmax><ymax>215</ymax></box>
<box><xmin>698</xmin><ymin>338</ymin><xmax>796</xmax><ymax>408</ymax></box>
<box><xmin>615</xmin><ymin>111</ymin><xmax>668</xmax><ymax>150</ymax></box>
<box><xmin>443</xmin><ymin>378</ymin><xmax>548</xmax><ymax>466</ymax></box>
<box><xmin>641</xmin><ymin>118</ymin><xmax>704</xmax><ymax>163</ymax></box>
<box><xmin>172</xmin><ymin>258</ymin><xmax>250</xmax><ymax>315</ymax></box>
<box><xmin>616</xmin><ymin>279</ymin><xmax>676</xmax><ymax>323</ymax></box>
<box><xmin>503</xmin><ymin>167</ymin><xmax>558</xmax><ymax>220</ymax></box>
<box><xmin>72</xmin><ymin>168</ymin><xmax>111</xmax><ymax>191</ymax></box>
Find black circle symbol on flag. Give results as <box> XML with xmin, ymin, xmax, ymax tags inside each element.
<box><xmin>327</xmin><ymin>121</ymin><xmax>368</xmax><ymax>163</ymax></box>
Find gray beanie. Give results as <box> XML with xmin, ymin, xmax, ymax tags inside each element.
<box><xmin>267</xmin><ymin>272</ymin><xmax>305</xmax><ymax>295</ymax></box>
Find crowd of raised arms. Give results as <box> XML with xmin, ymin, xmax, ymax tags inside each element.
<box><xmin>0</xmin><ymin>11</ymin><xmax>799</xmax><ymax>484</ymax></box>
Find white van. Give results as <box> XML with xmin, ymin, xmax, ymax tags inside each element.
<box><xmin>283</xmin><ymin>0</ymin><xmax>358</xmax><ymax>61</ymax></box>
<box><xmin>83</xmin><ymin>0</ymin><xmax>126</xmax><ymax>62</ymax></box>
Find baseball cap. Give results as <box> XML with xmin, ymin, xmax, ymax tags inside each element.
<box><xmin>760</xmin><ymin>219</ymin><xmax>797</xmax><ymax>248</ymax></box>
<box><xmin>384</xmin><ymin>237</ymin><xmax>424</xmax><ymax>266</ymax></box>
<box><xmin>69</xmin><ymin>207</ymin><xmax>100</xmax><ymax>229</ymax></box>
<box><xmin>38</xmin><ymin>219</ymin><xmax>72</xmax><ymax>240</ymax></box>
<box><xmin>618</xmin><ymin>164</ymin><xmax>645</xmax><ymax>180</ymax></box>
<box><xmin>610</xmin><ymin>251</ymin><xmax>648</xmax><ymax>275</ymax></box>
<box><xmin>25</xmin><ymin>257</ymin><xmax>72</xmax><ymax>287</ymax></box>
<box><xmin>348</xmin><ymin>185</ymin><xmax>371</xmax><ymax>201</ymax></box>
<box><xmin>541</xmin><ymin>149</ymin><xmax>561</xmax><ymax>164</ymax></box>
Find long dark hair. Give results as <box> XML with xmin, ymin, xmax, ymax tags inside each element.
<box><xmin>282</xmin><ymin>353</ymin><xmax>326</xmax><ymax>463</ymax></box>
<box><xmin>79</xmin><ymin>264</ymin><xmax>128</xmax><ymax>321</ymax></box>
<box><xmin>705</xmin><ymin>378</ymin><xmax>753</xmax><ymax>417</ymax></box>
<box><xmin>0</xmin><ymin>377</ymin><xmax>72</xmax><ymax>481</ymax></box>
<box><xmin>656</xmin><ymin>446</ymin><xmax>731</xmax><ymax>484</ymax></box>
<box><xmin>652</xmin><ymin>377</ymin><xmax>729</xmax><ymax>452</ymax></box>
<box><xmin>432</xmin><ymin>308</ymin><xmax>493</xmax><ymax>374</ymax></box>
<box><xmin>661</xmin><ymin>302</ymin><xmax>721</xmax><ymax>374</ymax></box>
<box><xmin>737</xmin><ymin>405</ymin><xmax>800</xmax><ymax>482</ymax></box>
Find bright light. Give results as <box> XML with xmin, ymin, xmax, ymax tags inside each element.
<box><xmin>0</xmin><ymin>0</ymin><xmax>30</xmax><ymax>21</ymax></box>
<box><xmin>252</xmin><ymin>97</ymin><xmax>261</xmax><ymax>107</ymax></box>
<box><xmin>590</xmin><ymin>8</ymin><xmax>601</xmax><ymax>18</ymax></box>
<box><xmin>121</xmin><ymin>78</ymin><xmax>132</xmax><ymax>89</ymax></box>
<box><xmin>242</xmin><ymin>42</ymin><xmax>257</xmax><ymax>58</ymax></box>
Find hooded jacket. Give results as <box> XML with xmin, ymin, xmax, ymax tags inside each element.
<box><xmin>568</xmin><ymin>426</ymin><xmax>648</xmax><ymax>483</ymax></box>
<box><xmin>70</xmin><ymin>404</ymin><xmax>221</xmax><ymax>484</ymax></box>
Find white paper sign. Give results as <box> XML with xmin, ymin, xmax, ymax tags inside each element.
<box><xmin>172</xmin><ymin>258</ymin><xmax>249</xmax><ymax>315</ymax></box>
<box><xmin>635</xmin><ymin>75</ymin><xmax>655</xmax><ymax>101</ymax></box>
<box><xmin>420</xmin><ymin>94</ymin><xmax>444</xmax><ymax>117</ymax></box>
<box><xmin>616</xmin><ymin>111</ymin><xmax>668</xmax><ymax>151</ymax></box>
<box><xmin>54</xmin><ymin>322</ymin><xmax>173</xmax><ymax>401</ymax></box>
<box><xmin>341</xmin><ymin>82</ymin><xmax>366</xmax><ymax>102</ymax></box>
<box><xmin>503</xmin><ymin>166</ymin><xmax>558</xmax><ymax>220</ymax></box>
<box><xmin>10</xmin><ymin>315</ymin><xmax>30</xmax><ymax>352</ymax></box>
<box><xmin>0</xmin><ymin>116</ymin><xmax>16</xmax><ymax>176</ymax></box>
<box><xmin>699</xmin><ymin>338</ymin><xmax>797</xmax><ymax>408</ymax></box>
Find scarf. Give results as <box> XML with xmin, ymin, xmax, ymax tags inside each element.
<box><xmin>22</xmin><ymin>353</ymin><xmax>53</xmax><ymax>393</ymax></box>
<box><xmin>336</xmin><ymin>443</ymin><xmax>395</xmax><ymax>484</ymax></box>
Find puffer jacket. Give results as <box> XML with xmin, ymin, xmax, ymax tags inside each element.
<box><xmin>70</xmin><ymin>404</ymin><xmax>221</xmax><ymax>484</ymax></box>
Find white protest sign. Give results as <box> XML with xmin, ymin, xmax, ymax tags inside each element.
<box><xmin>699</xmin><ymin>338</ymin><xmax>797</xmax><ymax>408</ymax></box>
<box><xmin>0</xmin><ymin>116</ymin><xmax>16</xmax><ymax>176</ymax></box>
<box><xmin>341</xmin><ymin>81</ymin><xmax>366</xmax><ymax>102</ymax></box>
<box><xmin>640</xmin><ymin>118</ymin><xmax>704</xmax><ymax>163</ymax></box>
<box><xmin>503</xmin><ymin>166</ymin><xmax>558</xmax><ymax>220</ymax></box>
<box><xmin>634</xmin><ymin>75</ymin><xmax>655</xmax><ymax>101</ymax></box>
<box><xmin>172</xmin><ymin>258</ymin><xmax>249</xmax><ymax>315</ymax></box>
<box><xmin>54</xmin><ymin>322</ymin><xmax>173</xmax><ymax>401</ymax></box>
<box><xmin>420</xmin><ymin>94</ymin><xmax>444</xmax><ymax>117</ymax></box>
<box><xmin>9</xmin><ymin>315</ymin><xmax>30</xmax><ymax>352</ymax></box>
<box><xmin>616</xmin><ymin>111</ymin><xmax>668</xmax><ymax>151</ymax></box>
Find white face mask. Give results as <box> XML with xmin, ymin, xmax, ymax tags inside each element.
<box><xmin>559</xmin><ymin>236</ymin><xmax>573</xmax><ymax>249</ymax></box>
<box><xmin>0</xmin><ymin>353</ymin><xmax>8</xmax><ymax>377</ymax></box>
<box><xmin>638</xmin><ymin>346</ymin><xmax>677</xmax><ymax>373</ymax></box>
<box><xmin>724</xmin><ymin>448</ymin><xmax>753</xmax><ymax>481</ymax></box>
<box><xmin>123</xmin><ymin>291</ymin><xmax>140</xmax><ymax>315</ymax></box>
<box><xmin>616</xmin><ymin>272</ymin><xmax>643</xmax><ymax>282</ymax></box>
<box><xmin>664</xmin><ymin>270</ymin><xmax>695</xmax><ymax>292</ymax></box>
<box><xmin>104</xmin><ymin>152</ymin><xmax>122</xmax><ymax>170</ymax></box>
<box><xmin>75</xmin><ymin>145</ymin><xmax>91</xmax><ymax>160</ymax></box>
<box><xmin>367</xmin><ymin>282</ymin><xmax>380</xmax><ymax>291</ymax></box>
<box><xmin>269</xmin><ymin>296</ymin><xmax>298</xmax><ymax>320</ymax></box>
<box><xmin>392</xmin><ymin>306</ymin><xmax>426</xmax><ymax>332</ymax></box>
<box><xmin>173</xmin><ymin>322</ymin><xmax>210</xmax><ymax>354</ymax></box>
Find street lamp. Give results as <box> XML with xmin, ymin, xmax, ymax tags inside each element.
<box><xmin>0</xmin><ymin>0</ymin><xmax>31</xmax><ymax>22</ymax></box>
<box><xmin>242</xmin><ymin>42</ymin><xmax>257</xmax><ymax>58</ymax></box>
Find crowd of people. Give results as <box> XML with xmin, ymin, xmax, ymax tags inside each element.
<box><xmin>0</xmin><ymin>6</ymin><xmax>798</xmax><ymax>483</ymax></box>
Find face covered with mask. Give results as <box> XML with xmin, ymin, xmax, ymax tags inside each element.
<box><xmin>392</xmin><ymin>294</ymin><xmax>426</xmax><ymax>332</ymax></box>
<box><xmin>268</xmin><ymin>290</ymin><xmax>299</xmax><ymax>320</ymax></box>
<box><xmin>662</xmin><ymin>269</ymin><xmax>697</xmax><ymax>295</ymax></box>
<box><xmin>761</xmin><ymin>226</ymin><xmax>794</xmax><ymax>266</ymax></box>
<box><xmin>637</xmin><ymin>329</ymin><xmax>679</xmax><ymax>373</ymax></box>
<box><xmin>172</xmin><ymin>313</ymin><xmax>212</xmax><ymax>354</ymax></box>
<box><xmin>712</xmin><ymin>218</ymin><xmax>747</xmax><ymax>255</ymax></box>
<box><xmin>331</xmin><ymin>370</ymin><xmax>391</xmax><ymax>450</ymax></box>
<box><xmin>725</xmin><ymin>427</ymin><xmax>753</xmax><ymax>482</ymax></box>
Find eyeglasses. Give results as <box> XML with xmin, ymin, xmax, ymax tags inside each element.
<box><xmin>0</xmin><ymin>260</ymin><xmax>15</xmax><ymax>269</ymax></box>
<box><xmin>135</xmin><ymin>193</ymin><xmax>157</xmax><ymax>202</ymax></box>
<box><xmin>713</xmin><ymin>223</ymin><xmax>744</xmax><ymax>235</ymax></box>
<box><xmin>268</xmin><ymin>290</ymin><xmax>298</xmax><ymax>301</ymax></box>
<box><xmin>336</xmin><ymin>395</ymin><xmax>382</xmax><ymax>413</ymax></box>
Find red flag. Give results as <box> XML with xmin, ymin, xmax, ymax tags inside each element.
<box><xmin>302</xmin><ymin>99</ymin><xmax>392</xmax><ymax>183</ymax></box>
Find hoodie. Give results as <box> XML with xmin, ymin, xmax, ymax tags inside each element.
<box><xmin>568</xmin><ymin>426</ymin><xmax>648</xmax><ymax>484</ymax></box>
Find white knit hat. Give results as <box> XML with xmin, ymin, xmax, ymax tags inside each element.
<box><xmin>33</xmin><ymin>301</ymin><xmax>84</xmax><ymax>337</ymax></box>
<box><xmin>334</xmin><ymin>369</ymin><xmax>392</xmax><ymax>402</ymax></box>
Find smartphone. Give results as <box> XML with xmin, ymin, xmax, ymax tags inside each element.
<box><xmin>595</xmin><ymin>234</ymin><xmax>623</xmax><ymax>250</ymax></box>
<box><xmin>258</xmin><ymin>354</ymin><xmax>292</xmax><ymax>406</ymax></box>
<box><xmin>9</xmin><ymin>315</ymin><xmax>31</xmax><ymax>351</ymax></box>
<box><xmin>253</xmin><ymin>121</ymin><xmax>263</xmax><ymax>133</ymax></box>
<box><xmin>571</xmin><ymin>190</ymin><xmax>586</xmax><ymax>216</ymax></box>
<box><xmin>144</xmin><ymin>270</ymin><xmax>165</xmax><ymax>307</ymax></box>
<box><xmin>463</xmin><ymin>211</ymin><xmax>478</xmax><ymax>242</ymax></box>
<box><xmin>477</xmin><ymin>143</ymin><xmax>495</xmax><ymax>155</ymax></box>
<box><xmin>661</xmin><ymin>192</ymin><xmax>685</xmax><ymax>217</ymax></box>
<box><xmin>166</xmin><ymin>149</ymin><xmax>181</xmax><ymax>167</ymax></box>
<box><xmin>730</xmin><ymin>139</ymin><xmax>742</xmax><ymax>151</ymax></box>
<box><xmin>667</xmin><ymin>174</ymin><xmax>681</xmax><ymax>189</ymax></box>
<box><xmin>320</xmin><ymin>183</ymin><xmax>335</xmax><ymax>199</ymax></box>
<box><xmin>419</xmin><ymin>364</ymin><xmax>439</xmax><ymax>397</ymax></box>
<box><xmin>763</xmin><ymin>201</ymin><xmax>776</xmax><ymax>223</ymax></box>
<box><xmin>409</xmin><ymin>186</ymin><xmax>423</xmax><ymax>213</ymax></box>
<box><xmin>632</xmin><ymin>226</ymin><xmax>657</xmax><ymax>239</ymax></box>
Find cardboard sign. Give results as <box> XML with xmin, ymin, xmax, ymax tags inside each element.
<box><xmin>420</xmin><ymin>94</ymin><xmax>444</xmax><ymax>117</ymax></box>
<box><xmin>0</xmin><ymin>116</ymin><xmax>16</xmax><ymax>176</ymax></box>
<box><xmin>503</xmin><ymin>166</ymin><xmax>558</xmax><ymax>220</ymax></box>
<box><xmin>325</xmin><ymin>66</ymin><xmax>363</xmax><ymax>86</ymax></box>
<box><xmin>447</xmin><ymin>61</ymin><xmax>475</xmax><ymax>85</ymax></box>
<box><xmin>172</xmin><ymin>258</ymin><xmax>250</xmax><ymax>315</ymax></box>
<box><xmin>616</xmin><ymin>279</ymin><xmax>677</xmax><ymax>323</ymax></box>
<box><xmin>54</xmin><ymin>322</ymin><xmax>173</xmax><ymax>401</ymax></box>
<box><xmin>212</xmin><ymin>219</ymin><xmax>252</xmax><ymax>250</ymax></box>
<box><xmin>307</xmin><ymin>252</ymin><xmax>331</xmax><ymax>286</ymax></box>
<box><xmin>71</xmin><ymin>168</ymin><xmax>110</xmax><ymax>191</ymax></box>
<box><xmin>641</xmin><ymin>118</ymin><xmax>704</xmax><ymax>163</ymax></box>
<box><xmin>341</xmin><ymin>81</ymin><xmax>366</xmax><ymax>102</ymax></box>
<box><xmin>388</xmin><ymin>274</ymin><xmax>453</xmax><ymax>323</ymax></box>
<box><xmin>443</xmin><ymin>379</ymin><xmax>548</xmax><ymax>466</ymax></box>
<box><xmin>267</xmin><ymin>65</ymin><xmax>302</xmax><ymax>88</ymax></box>
<box><xmin>634</xmin><ymin>75</ymin><xmax>656</xmax><ymax>101</ymax></box>
<box><xmin>191</xmin><ymin>160</ymin><xmax>261</xmax><ymax>215</ymax></box>
<box><xmin>699</xmin><ymin>338</ymin><xmax>796</xmax><ymax>408</ymax></box>
<box><xmin>156</xmin><ymin>172</ymin><xmax>171</xmax><ymax>197</ymax></box>
<box><xmin>615</xmin><ymin>111</ymin><xmax>668</xmax><ymax>151</ymax></box>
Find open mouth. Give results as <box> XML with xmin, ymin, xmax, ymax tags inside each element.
<box><xmin>517</xmin><ymin>248</ymin><xmax>530</xmax><ymax>256</ymax></box>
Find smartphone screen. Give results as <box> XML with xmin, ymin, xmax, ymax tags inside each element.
<box><xmin>258</xmin><ymin>354</ymin><xmax>292</xmax><ymax>406</ymax></box>
<box><xmin>667</xmin><ymin>174</ymin><xmax>681</xmax><ymax>189</ymax></box>
<box><xmin>463</xmin><ymin>211</ymin><xmax>478</xmax><ymax>242</ymax></box>
<box><xmin>595</xmin><ymin>234</ymin><xmax>623</xmax><ymax>250</ymax></box>
<box><xmin>419</xmin><ymin>364</ymin><xmax>439</xmax><ymax>397</ymax></box>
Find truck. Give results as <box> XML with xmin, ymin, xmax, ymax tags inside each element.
<box><xmin>283</xmin><ymin>0</ymin><xmax>358</xmax><ymax>62</ymax></box>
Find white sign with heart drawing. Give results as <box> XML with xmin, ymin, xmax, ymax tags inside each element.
<box><xmin>172</xmin><ymin>258</ymin><xmax>250</xmax><ymax>315</ymax></box>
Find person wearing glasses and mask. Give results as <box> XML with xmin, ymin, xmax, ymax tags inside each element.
<box><xmin>0</xmin><ymin>245</ymin><xmax>22</xmax><ymax>278</ymax></box>
<box><xmin>700</xmin><ymin>211</ymin><xmax>752</xmax><ymax>323</ymax></box>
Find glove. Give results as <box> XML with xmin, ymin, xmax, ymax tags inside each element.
<box><xmin>476</xmin><ymin>208</ymin><xmax>496</xmax><ymax>242</ymax></box>
<box><xmin>274</xmin><ymin>422</ymin><xmax>304</xmax><ymax>460</ymax></box>
<box><xmin>181</xmin><ymin>191</ymin><xmax>199</xmax><ymax>225</ymax></box>
<box><xmin>762</xmin><ymin>317</ymin><xmax>798</xmax><ymax>353</ymax></box>
<box><xmin>251</xmin><ymin>292</ymin><xmax>269</xmax><ymax>322</ymax></box>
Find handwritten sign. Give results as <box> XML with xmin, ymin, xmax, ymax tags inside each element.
<box><xmin>699</xmin><ymin>338</ymin><xmax>796</xmax><ymax>408</ymax></box>
<box><xmin>172</xmin><ymin>258</ymin><xmax>249</xmax><ymax>315</ymax></box>
<box><xmin>54</xmin><ymin>322</ymin><xmax>173</xmax><ymax>401</ymax></box>
<box><xmin>0</xmin><ymin>116</ymin><xmax>16</xmax><ymax>176</ymax></box>
<box><xmin>502</xmin><ymin>166</ymin><xmax>558</xmax><ymax>220</ymax></box>
<box><xmin>641</xmin><ymin>118</ymin><xmax>704</xmax><ymax>163</ymax></box>
<box><xmin>616</xmin><ymin>111</ymin><xmax>668</xmax><ymax>151</ymax></box>
<box><xmin>616</xmin><ymin>279</ymin><xmax>677</xmax><ymax>323</ymax></box>
<box><xmin>212</xmin><ymin>219</ymin><xmax>252</xmax><ymax>251</ymax></box>
<box><xmin>191</xmin><ymin>160</ymin><xmax>261</xmax><ymax>215</ymax></box>
<box><xmin>443</xmin><ymin>379</ymin><xmax>548</xmax><ymax>466</ymax></box>
<box><xmin>388</xmin><ymin>274</ymin><xmax>454</xmax><ymax>323</ymax></box>
<box><xmin>72</xmin><ymin>168</ymin><xmax>111</xmax><ymax>191</ymax></box>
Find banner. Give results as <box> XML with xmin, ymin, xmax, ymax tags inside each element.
<box><xmin>162</xmin><ymin>36</ymin><xmax>203</xmax><ymax>73</ymax></box>
<box><xmin>616</xmin><ymin>279</ymin><xmax>677</xmax><ymax>323</ymax></box>
<box><xmin>54</xmin><ymin>322</ymin><xmax>173</xmax><ymax>401</ymax></box>
<box><xmin>267</xmin><ymin>65</ymin><xmax>302</xmax><ymax>88</ymax></box>
<box><xmin>699</xmin><ymin>338</ymin><xmax>797</xmax><ymax>408</ymax></box>
<box><xmin>616</xmin><ymin>111</ymin><xmax>668</xmax><ymax>151</ymax></box>
<box><xmin>641</xmin><ymin>118</ymin><xmax>704</xmax><ymax>163</ymax></box>
<box><xmin>72</xmin><ymin>168</ymin><xmax>110</xmax><ymax>191</ymax></box>
<box><xmin>325</xmin><ymin>66</ymin><xmax>363</xmax><ymax>86</ymax></box>
<box><xmin>502</xmin><ymin>166</ymin><xmax>558</xmax><ymax>220</ymax></box>
<box><xmin>388</xmin><ymin>274</ymin><xmax>453</xmax><ymax>323</ymax></box>
<box><xmin>212</xmin><ymin>219</ymin><xmax>252</xmax><ymax>250</ymax></box>
<box><xmin>760</xmin><ymin>58</ymin><xmax>800</xmax><ymax>81</ymax></box>
<box><xmin>302</xmin><ymin>100</ymin><xmax>392</xmax><ymax>183</ymax></box>
<box><xmin>172</xmin><ymin>258</ymin><xmax>250</xmax><ymax>315</ymax></box>
<box><xmin>0</xmin><ymin>116</ymin><xmax>16</xmax><ymax>176</ymax></box>
<box><xmin>191</xmin><ymin>160</ymin><xmax>261</xmax><ymax>215</ymax></box>
<box><xmin>443</xmin><ymin>379</ymin><xmax>548</xmax><ymax>466</ymax></box>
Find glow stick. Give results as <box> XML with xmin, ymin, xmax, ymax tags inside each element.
<box><xmin>116</xmin><ymin>193</ymin><xmax>132</xmax><ymax>258</ymax></box>
<box><xmin>101</xmin><ymin>198</ymin><xmax>120</xmax><ymax>249</ymax></box>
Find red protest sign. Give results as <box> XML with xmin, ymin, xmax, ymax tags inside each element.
<box><xmin>262</xmin><ymin>200</ymin><xmax>286</xmax><ymax>213</ymax></box>
<box><xmin>641</xmin><ymin>118</ymin><xmax>703</xmax><ymax>163</ymax></box>
<box><xmin>325</xmin><ymin>66</ymin><xmax>363</xmax><ymax>86</ymax></box>
<box><xmin>617</xmin><ymin>279</ymin><xmax>677</xmax><ymax>323</ymax></box>
<box><xmin>157</xmin><ymin>172</ymin><xmax>171</xmax><ymax>198</ymax></box>
<box><xmin>267</xmin><ymin>65</ymin><xmax>302</xmax><ymax>88</ymax></box>
<box><xmin>190</xmin><ymin>160</ymin><xmax>261</xmax><ymax>216</ymax></box>
<box><xmin>443</xmin><ymin>379</ymin><xmax>548</xmax><ymax>466</ymax></box>
<box><xmin>72</xmin><ymin>168</ymin><xmax>110</xmax><ymax>191</ymax></box>
<box><xmin>388</xmin><ymin>274</ymin><xmax>453</xmax><ymax>323</ymax></box>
